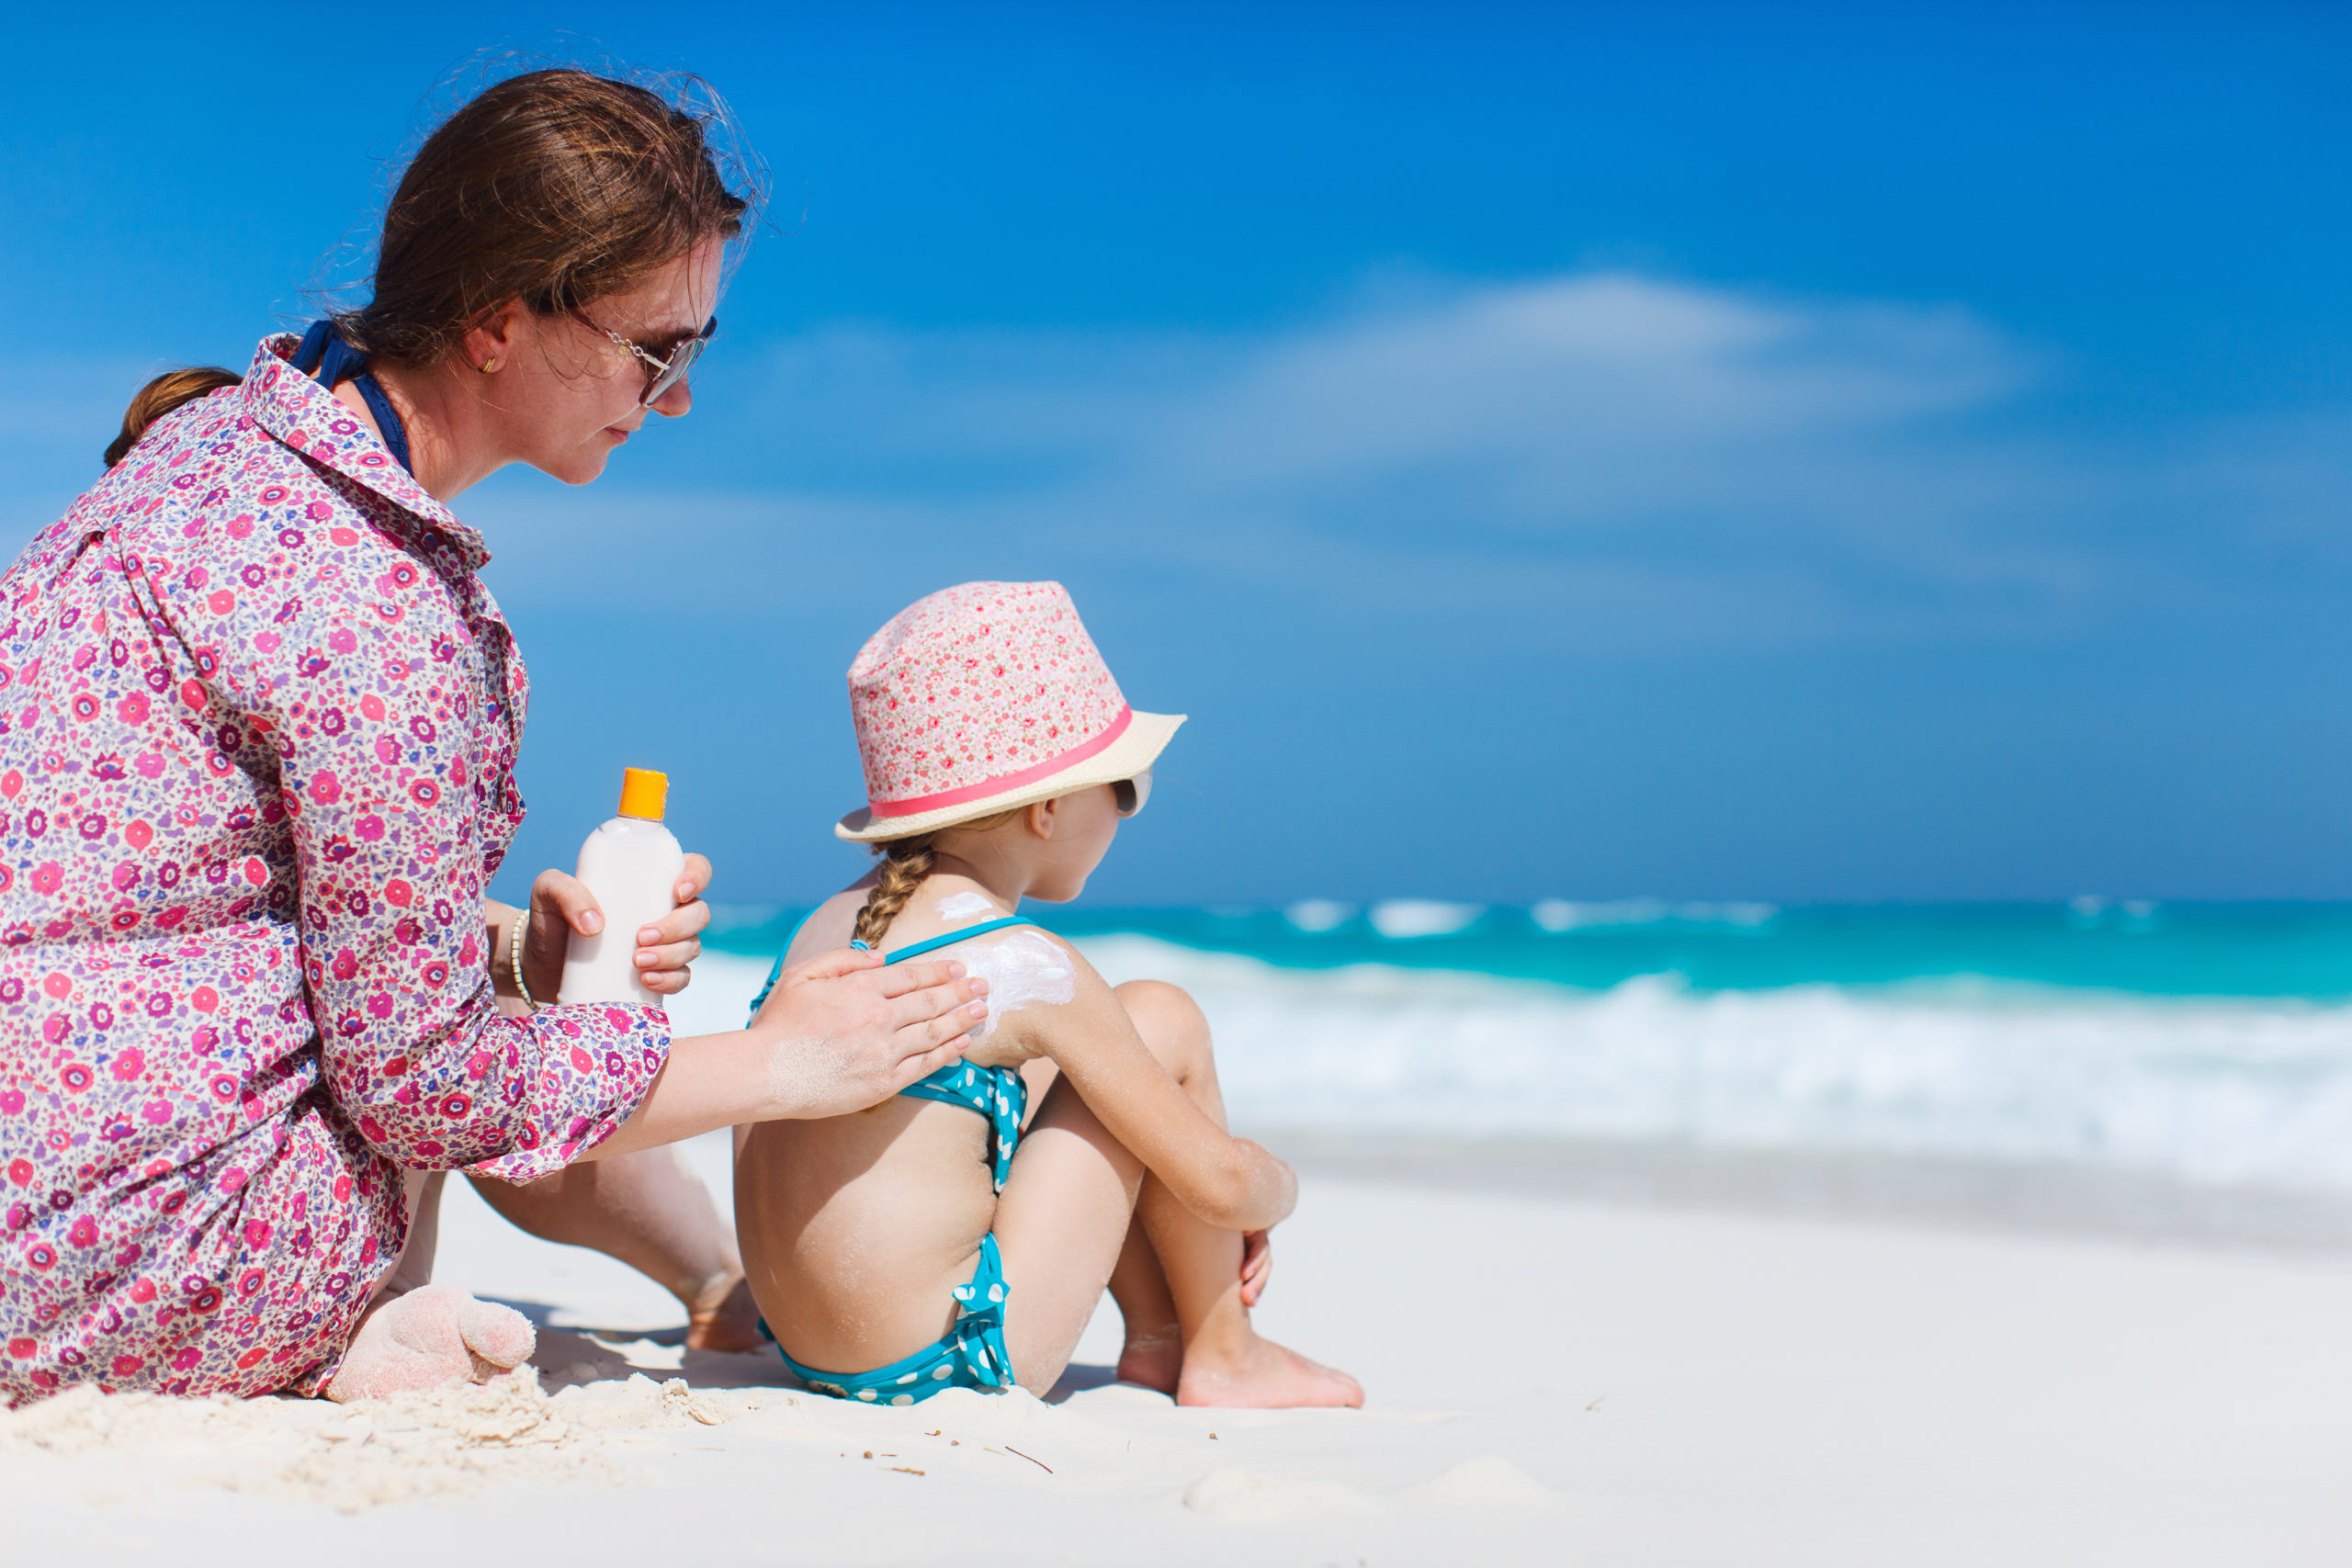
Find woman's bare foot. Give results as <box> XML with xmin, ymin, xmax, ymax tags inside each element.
<box><xmin>1176</xmin><ymin>1334</ymin><xmax>1363</xmax><ymax>1409</ymax></box>
<box><xmin>684</xmin><ymin>1272</ymin><xmax>763</xmax><ymax>1353</ymax></box>
<box><xmin>1114</xmin><ymin>1320</ymin><xmax>1183</xmax><ymax>1394</ymax></box>
<box><xmin>326</xmin><ymin>1284</ymin><xmax>536</xmax><ymax>1403</ymax></box>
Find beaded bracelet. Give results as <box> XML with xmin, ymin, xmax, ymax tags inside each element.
<box><xmin>509</xmin><ymin>910</ymin><xmax>539</xmax><ymax>1010</ymax></box>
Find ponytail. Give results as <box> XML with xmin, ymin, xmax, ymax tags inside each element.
<box><xmin>853</xmin><ymin>838</ymin><xmax>937</xmax><ymax>949</ymax></box>
<box><xmin>106</xmin><ymin>367</ymin><xmax>242</xmax><ymax>468</ymax></box>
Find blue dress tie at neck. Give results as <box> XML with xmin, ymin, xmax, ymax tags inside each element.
<box><xmin>291</xmin><ymin>321</ymin><xmax>413</xmax><ymax>475</ymax></box>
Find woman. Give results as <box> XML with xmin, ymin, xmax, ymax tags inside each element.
<box><xmin>0</xmin><ymin>69</ymin><xmax>987</xmax><ymax>1404</ymax></box>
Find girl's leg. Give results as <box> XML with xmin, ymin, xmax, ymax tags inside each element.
<box><xmin>1018</xmin><ymin>1056</ymin><xmax>1182</xmax><ymax>1390</ymax></box>
<box><xmin>1105</xmin><ymin>1215</ymin><xmax>1184</xmax><ymax>1392</ymax></box>
<box><xmin>466</xmin><ymin>1146</ymin><xmax>759</xmax><ymax>1351</ymax></box>
<box><xmin>1107</xmin><ymin>981</ymin><xmax>1361</xmax><ymax>1408</ymax></box>
<box><xmin>990</xmin><ymin>1075</ymin><xmax>1148</xmax><ymax>1392</ymax></box>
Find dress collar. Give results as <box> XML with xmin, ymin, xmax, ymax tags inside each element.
<box><xmin>238</xmin><ymin>333</ymin><xmax>490</xmax><ymax>572</ymax></box>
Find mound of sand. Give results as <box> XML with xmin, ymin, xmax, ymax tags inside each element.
<box><xmin>0</xmin><ymin>1368</ymin><xmax>758</xmax><ymax>1514</ymax></box>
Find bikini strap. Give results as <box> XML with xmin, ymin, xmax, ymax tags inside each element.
<box><xmin>746</xmin><ymin>910</ymin><xmax>1035</xmax><ymax>1026</ymax></box>
<box><xmin>745</xmin><ymin>905</ymin><xmax>829</xmax><ymax>1026</ymax></box>
<box><xmin>876</xmin><ymin>917</ymin><xmax>1032</xmax><ymax>964</ymax></box>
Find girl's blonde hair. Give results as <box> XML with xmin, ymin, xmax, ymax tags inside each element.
<box><xmin>851</xmin><ymin>809</ymin><xmax>1020</xmax><ymax>948</ymax></box>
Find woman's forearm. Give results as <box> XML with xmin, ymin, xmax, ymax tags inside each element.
<box><xmin>580</xmin><ymin>1029</ymin><xmax>771</xmax><ymax>1159</ymax></box>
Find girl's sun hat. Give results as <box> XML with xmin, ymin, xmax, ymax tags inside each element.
<box><xmin>835</xmin><ymin>581</ymin><xmax>1184</xmax><ymax>842</ymax></box>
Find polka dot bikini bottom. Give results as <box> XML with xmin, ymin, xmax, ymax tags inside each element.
<box><xmin>769</xmin><ymin>1233</ymin><xmax>1015</xmax><ymax>1405</ymax></box>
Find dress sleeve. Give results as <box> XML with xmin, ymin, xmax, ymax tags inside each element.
<box><xmin>149</xmin><ymin>518</ymin><xmax>667</xmax><ymax>1180</ymax></box>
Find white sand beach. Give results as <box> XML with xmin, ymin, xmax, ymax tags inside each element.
<box><xmin>9</xmin><ymin>1127</ymin><xmax>2352</xmax><ymax>1566</ymax></box>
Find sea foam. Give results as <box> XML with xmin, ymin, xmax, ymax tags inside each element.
<box><xmin>680</xmin><ymin>938</ymin><xmax>2352</xmax><ymax>1196</ymax></box>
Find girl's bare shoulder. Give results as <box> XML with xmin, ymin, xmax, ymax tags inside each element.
<box><xmin>782</xmin><ymin>885</ymin><xmax>876</xmax><ymax>967</ymax></box>
<box><xmin>968</xmin><ymin>926</ymin><xmax>1125</xmax><ymax>1053</ymax></box>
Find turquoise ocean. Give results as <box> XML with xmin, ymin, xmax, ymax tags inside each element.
<box><xmin>679</xmin><ymin>899</ymin><xmax>2352</xmax><ymax>1199</ymax></box>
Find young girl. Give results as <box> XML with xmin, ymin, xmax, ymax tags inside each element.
<box><xmin>736</xmin><ymin>581</ymin><xmax>1360</xmax><ymax>1408</ymax></box>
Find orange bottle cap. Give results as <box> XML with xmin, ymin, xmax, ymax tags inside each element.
<box><xmin>617</xmin><ymin>767</ymin><xmax>669</xmax><ymax>820</ymax></box>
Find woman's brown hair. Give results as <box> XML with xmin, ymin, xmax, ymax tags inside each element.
<box><xmin>107</xmin><ymin>67</ymin><xmax>758</xmax><ymax>468</ymax></box>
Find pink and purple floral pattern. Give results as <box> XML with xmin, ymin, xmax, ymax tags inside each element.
<box><xmin>0</xmin><ymin>336</ymin><xmax>667</xmax><ymax>1404</ymax></box>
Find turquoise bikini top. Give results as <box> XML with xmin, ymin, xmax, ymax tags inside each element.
<box><xmin>748</xmin><ymin>912</ymin><xmax>1033</xmax><ymax>1191</ymax></box>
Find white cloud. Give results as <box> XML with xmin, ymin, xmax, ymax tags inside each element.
<box><xmin>1134</xmin><ymin>277</ymin><xmax>2019</xmax><ymax>494</ymax></box>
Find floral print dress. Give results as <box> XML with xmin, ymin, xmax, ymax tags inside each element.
<box><xmin>0</xmin><ymin>336</ymin><xmax>669</xmax><ymax>1404</ymax></box>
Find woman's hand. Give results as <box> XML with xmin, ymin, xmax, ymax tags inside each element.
<box><xmin>520</xmin><ymin>854</ymin><xmax>712</xmax><ymax>1001</ymax></box>
<box><xmin>750</xmin><ymin>946</ymin><xmax>990</xmax><ymax>1120</ymax></box>
<box><xmin>583</xmin><ymin>944</ymin><xmax>989</xmax><ymax>1158</ymax></box>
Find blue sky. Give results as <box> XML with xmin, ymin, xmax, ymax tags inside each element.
<box><xmin>5</xmin><ymin>4</ymin><xmax>2349</xmax><ymax>906</ymax></box>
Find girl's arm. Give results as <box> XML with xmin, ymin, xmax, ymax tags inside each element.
<box><xmin>1013</xmin><ymin>940</ymin><xmax>1296</xmax><ymax>1234</ymax></box>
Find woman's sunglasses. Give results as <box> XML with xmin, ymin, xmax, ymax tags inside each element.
<box><xmin>603</xmin><ymin>316</ymin><xmax>718</xmax><ymax>407</ymax></box>
<box><xmin>1113</xmin><ymin>769</ymin><xmax>1153</xmax><ymax>818</ymax></box>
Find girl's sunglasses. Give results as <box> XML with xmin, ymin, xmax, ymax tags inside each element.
<box><xmin>1113</xmin><ymin>769</ymin><xmax>1153</xmax><ymax>818</ymax></box>
<box><xmin>603</xmin><ymin>316</ymin><xmax>718</xmax><ymax>407</ymax></box>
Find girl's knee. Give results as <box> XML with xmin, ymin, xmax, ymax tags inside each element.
<box><xmin>1114</xmin><ymin>979</ymin><xmax>1211</xmax><ymax>1068</ymax></box>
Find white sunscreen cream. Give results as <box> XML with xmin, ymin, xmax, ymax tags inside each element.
<box><xmin>934</xmin><ymin>891</ymin><xmax>1000</xmax><ymax>925</ymax></box>
<box><xmin>956</xmin><ymin>929</ymin><xmax>1075</xmax><ymax>1038</ymax></box>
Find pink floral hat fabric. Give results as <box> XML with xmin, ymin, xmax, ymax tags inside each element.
<box><xmin>836</xmin><ymin>581</ymin><xmax>1184</xmax><ymax>841</ymax></box>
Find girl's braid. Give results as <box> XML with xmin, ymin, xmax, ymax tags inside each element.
<box><xmin>853</xmin><ymin>837</ymin><xmax>935</xmax><ymax>949</ymax></box>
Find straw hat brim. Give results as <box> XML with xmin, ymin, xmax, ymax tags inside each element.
<box><xmin>835</xmin><ymin>711</ymin><xmax>1186</xmax><ymax>842</ymax></box>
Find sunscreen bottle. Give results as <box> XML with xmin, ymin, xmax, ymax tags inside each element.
<box><xmin>559</xmin><ymin>767</ymin><xmax>686</xmax><ymax>1008</ymax></box>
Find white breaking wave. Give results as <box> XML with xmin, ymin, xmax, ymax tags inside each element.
<box><xmin>681</xmin><ymin>940</ymin><xmax>2352</xmax><ymax>1195</ymax></box>
<box><xmin>1530</xmin><ymin>897</ymin><xmax>1778</xmax><ymax>931</ymax></box>
<box><xmin>1283</xmin><ymin>900</ymin><xmax>1357</xmax><ymax>933</ymax></box>
<box><xmin>1367</xmin><ymin>900</ymin><xmax>1485</xmax><ymax>939</ymax></box>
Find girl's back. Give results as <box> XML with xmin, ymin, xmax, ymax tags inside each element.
<box><xmin>735</xmin><ymin>878</ymin><xmax>1043</xmax><ymax>1376</ymax></box>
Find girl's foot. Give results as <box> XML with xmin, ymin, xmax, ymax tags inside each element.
<box><xmin>1176</xmin><ymin>1334</ymin><xmax>1363</xmax><ymax>1409</ymax></box>
<box><xmin>326</xmin><ymin>1284</ymin><xmax>536</xmax><ymax>1403</ymax></box>
<box><xmin>684</xmin><ymin>1272</ymin><xmax>763</xmax><ymax>1353</ymax></box>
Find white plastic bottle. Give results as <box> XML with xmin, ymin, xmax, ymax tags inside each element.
<box><xmin>559</xmin><ymin>767</ymin><xmax>686</xmax><ymax>1008</ymax></box>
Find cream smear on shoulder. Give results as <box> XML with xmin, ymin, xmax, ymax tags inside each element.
<box><xmin>934</xmin><ymin>891</ymin><xmax>1001</xmax><ymax>924</ymax></box>
<box><xmin>959</xmin><ymin>929</ymin><xmax>1075</xmax><ymax>1038</ymax></box>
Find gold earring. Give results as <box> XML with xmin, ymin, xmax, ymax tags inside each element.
<box><xmin>479</xmin><ymin>357</ymin><xmax>499</xmax><ymax>374</ymax></box>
